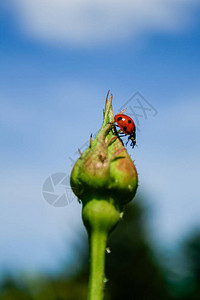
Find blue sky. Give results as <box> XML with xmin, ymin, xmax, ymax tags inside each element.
<box><xmin>1</xmin><ymin>1</ymin><xmax>200</xmax><ymax>276</ymax></box>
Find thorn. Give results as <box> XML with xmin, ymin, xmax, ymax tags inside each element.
<box><xmin>106</xmin><ymin>90</ymin><xmax>110</xmax><ymax>105</ymax></box>
<box><xmin>90</xmin><ymin>134</ymin><xmax>93</xmax><ymax>147</ymax></box>
<box><xmin>78</xmin><ymin>149</ymin><xmax>82</xmax><ymax>156</ymax></box>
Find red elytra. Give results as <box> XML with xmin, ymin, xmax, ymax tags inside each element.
<box><xmin>114</xmin><ymin>113</ymin><xmax>136</xmax><ymax>148</ymax></box>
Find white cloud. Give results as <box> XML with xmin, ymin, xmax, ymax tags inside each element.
<box><xmin>5</xmin><ymin>0</ymin><xmax>200</xmax><ymax>47</ymax></box>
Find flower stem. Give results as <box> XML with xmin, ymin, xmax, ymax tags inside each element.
<box><xmin>82</xmin><ymin>199</ymin><xmax>121</xmax><ymax>300</ymax></box>
<box><xmin>88</xmin><ymin>228</ymin><xmax>107</xmax><ymax>300</ymax></box>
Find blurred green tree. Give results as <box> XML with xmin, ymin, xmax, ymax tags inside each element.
<box><xmin>181</xmin><ymin>232</ymin><xmax>200</xmax><ymax>299</ymax></box>
<box><xmin>104</xmin><ymin>200</ymin><xmax>171</xmax><ymax>300</ymax></box>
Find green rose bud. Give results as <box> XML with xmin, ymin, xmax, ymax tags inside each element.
<box><xmin>70</xmin><ymin>93</ymin><xmax>138</xmax><ymax>213</ymax></box>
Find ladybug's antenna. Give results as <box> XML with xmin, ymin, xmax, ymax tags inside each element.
<box><xmin>118</xmin><ymin>108</ymin><xmax>127</xmax><ymax>114</ymax></box>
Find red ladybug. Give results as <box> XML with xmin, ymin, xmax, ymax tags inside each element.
<box><xmin>114</xmin><ymin>114</ymin><xmax>136</xmax><ymax>148</ymax></box>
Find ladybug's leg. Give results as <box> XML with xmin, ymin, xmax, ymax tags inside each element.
<box><xmin>108</xmin><ymin>121</ymin><xmax>116</xmax><ymax>135</ymax></box>
<box><xmin>126</xmin><ymin>136</ymin><xmax>131</xmax><ymax>146</ymax></box>
<box><xmin>117</xmin><ymin>129</ymin><xmax>127</xmax><ymax>136</ymax></box>
<box><xmin>116</xmin><ymin>129</ymin><xmax>122</xmax><ymax>135</ymax></box>
<box><xmin>118</xmin><ymin>130</ymin><xmax>127</xmax><ymax>138</ymax></box>
<box><xmin>107</xmin><ymin>127</ymin><xmax>121</xmax><ymax>145</ymax></box>
<box><xmin>119</xmin><ymin>132</ymin><xmax>127</xmax><ymax>138</ymax></box>
<box><xmin>129</xmin><ymin>139</ymin><xmax>136</xmax><ymax>149</ymax></box>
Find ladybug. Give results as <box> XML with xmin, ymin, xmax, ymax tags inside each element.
<box><xmin>114</xmin><ymin>114</ymin><xmax>136</xmax><ymax>148</ymax></box>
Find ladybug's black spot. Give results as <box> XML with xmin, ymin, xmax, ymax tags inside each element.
<box><xmin>123</xmin><ymin>126</ymin><xmax>127</xmax><ymax>131</ymax></box>
<box><xmin>117</xmin><ymin>117</ymin><xmax>122</xmax><ymax>121</ymax></box>
<box><xmin>128</xmin><ymin>119</ymin><xmax>132</xmax><ymax>124</ymax></box>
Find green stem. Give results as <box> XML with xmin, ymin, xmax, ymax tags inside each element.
<box><xmin>82</xmin><ymin>199</ymin><xmax>121</xmax><ymax>300</ymax></box>
<box><xmin>88</xmin><ymin>229</ymin><xmax>107</xmax><ymax>300</ymax></box>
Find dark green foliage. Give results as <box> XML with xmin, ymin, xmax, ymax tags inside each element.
<box><xmin>180</xmin><ymin>233</ymin><xmax>200</xmax><ymax>300</ymax></box>
<box><xmin>105</xmin><ymin>201</ymin><xmax>170</xmax><ymax>300</ymax></box>
<box><xmin>0</xmin><ymin>277</ymin><xmax>32</xmax><ymax>300</ymax></box>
